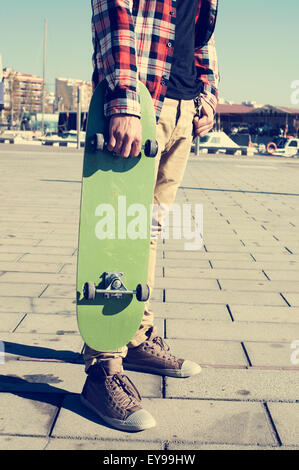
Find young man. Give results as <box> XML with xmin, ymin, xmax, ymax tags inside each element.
<box><xmin>81</xmin><ymin>0</ymin><xmax>219</xmax><ymax>431</ymax></box>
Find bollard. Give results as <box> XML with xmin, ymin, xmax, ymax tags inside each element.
<box><xmin>194</xmin><ymin>136</ymin><xmax>200</xmax><ymax>156</ymax></box>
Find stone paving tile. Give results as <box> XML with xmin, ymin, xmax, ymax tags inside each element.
<box><xmin>51</xmin><ymin>396</ymin><xmax>277</xmax><ymax>447</ymax></box>
<box><xmin>28</xmin><ymin>298</ymin><xmax>76</xmax><ymax>315</ymax></box>
<box><xmin>204</xmin><ymin>244</ymin><xmax>249</xmax><ymax>253</ymax></box>
<box><xmin>0</xmin><ymin>253</ymin><xmax>21</xmax><ymax>262</ymax></box>
<box><xmin>210</xmin><ymin>260</ymin><xmax>266</xmax><ymax>269</ymax></box>
<box><xmin>14</xmin><ymin>313</ymin><xmax>79</xmax><ymax>335</ymax></box>
<box><xmin>0</xmin><ymin>282</ymin><xmax>47</xmax><ymax>298</ymax></box>
<box><xmin>164</xmin><ymin>338</ymin><xmax>247</xmax><ymax>367</ymax></box>
<box><xmin>40</xmin><ymin>285</ymin><xmax>76</xmax><ymax>299</ymax></box>
<box><xmin>0</xmin><ymin>245</ymin><xmax>73</xmax><ymax>255</ymax></box>
<box><xmin>0</xmin><ymin>332</ymin><xmax>84</xmax><ymax>361</ymax></box>
<box><xmin>0</xmin><ymin>313</ymin><xmax>26</xmax><ymax>332</ymax></box>
<box><xmin>0</xmin><ymin>363</ymin><xmax>162</xmax><ymax>398</ymax></box>
<box><xmin>257</xmin><ymin>262</ymin><xmax>299</xmax><ymax>271</ymax></box>
<box><xmin>282</xmin><ymin>292</ymin><xmax>299</xmax><ymax>306</ymax></box>
<box><xmin>0</xmin><ymin>436</ymin><xmax>48</xmax><ymax>450</ymax></box>
<box><xmin>229</xmin><ymin>305</ymin><xmax>299</xmax><ymax>323</ymax></box>
<box><xmin>243</xmin><ymin>341</ymin><xmax>299</xmax><ymax>368</ymax></box>
<box><xmin>0</xmin><ymin>238</ymin><xmax>41</xmax><ymax>246</ymax></box>
<box><xmin>157</xmin><ymin>259</ymin><xmax>211</xmax><ymax>268</ymax></box>
<box><xmin>155</xmin><ymin>277</ymin><xmax>219</xmax><ymax>290</ymax></box>
<box><xmin>164</xmin><ymin>251</ymin><xmax>253</xmax><ymax>261</ymax></box>
<box><xmin>58</xmin><ymin>264</ymin><xmax>76</xmax><ymax>274</ymax></box>
<box><xmin>168</xmin><ymin>443</ymin><xmax>288</xmax><ymax>450</ymax></box>
<box><xmin>0</xmin><ymin>297</ymin><xmax>33</xmax><ymax>313</ymax></box>
<box><xmin>1</xmin><ymin>272</ymin><xmax>75</xmax><ymax>285</ymax></box>
<box><xmin>164</xmin><ymin>267</ymin><xmax>267</xmax><ymax>280</ymax></box>
<box><xmin>220</xmin><ymin>279</ymin><xmax>299</xmax><ymax>293</ymax></box>
<box><xmin>0</xmin><ymin>393</ymin><xmax>60</xmax><ymax>437</ymax></box>
<box><xmin>265</xmin><ymin>270</ymin><xmax>299</xmax><ymax>281</ymax></box>
<box><xmin>19</xmin><ymin>254</ymin><xmax>76</xmax><ymax>264</ymax></box>
<box><xmin>253</xmin><ymin>253</ymin><xmax>299</xmax><ymax>262</ymax></box>
<box><xmin>165</xmin><ymin>289</ymin><xmax>286</xmax><ymax>306</ymax></box>
<box><xmin>0</xmin><ymin>363</ymin><xmax>84</xmax><ymax>394</ymax></box>
<box><xmin>45</xmin><ymin>438</ymin><xmax>164</xmax><ymax>450</ymax></box>
<box><xmin>267</xmin><ymin>403</ymin><xmax>299</xmax><ymax>446</ymax></box>
<box><xmin>0</xmin><ymin>261</ymin><xmax>63</xmax><ymax>273</ymax></box>
<box><xmin>165</xmin><ymin>319</ymin><xmax>299</xmax><ymax>342</ymax></box>
<box><xmin>149</xmin><ymin>301</ymin><xmax>231</xmax><ymax>321</ymax></box>
<box><xmin>165</xmin><ymin>368</ymin><xmax>299</xmax><ymax>402</ymax></box>
<box><xmin>37</xmin><ymin>239</ymin><xmax>77</xmax><ymax>248</ymax></box>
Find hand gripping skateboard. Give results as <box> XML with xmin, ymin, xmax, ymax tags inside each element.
<box><xmin>76</xmin><ymin>80</ymin><xmax>158</xmax><ymax>351</ymax></box>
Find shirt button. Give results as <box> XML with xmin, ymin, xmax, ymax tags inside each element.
<box><xmin>167</xmin><ymin>42</ymin><xmax>173</xmax><ymax>48</ymax></box>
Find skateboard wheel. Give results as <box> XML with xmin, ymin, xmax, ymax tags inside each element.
<box><xmin>144</xmin><ymin>139</ymin><xmax>158</xmax><ymax>158</ymax></box>
<box><xmin>83</xmin><ymin>282</ymin><xmax>96</xmax><ymax>300</ymax></box>
<box><xmin>91</xmin><ymin>133</ymin><xmax>105</xmax><ymax>152</ymax></box>
<box><xmin>136</xmin><ymin>283</ymin><xmax>150</xmax><ymax>302</ymax></box>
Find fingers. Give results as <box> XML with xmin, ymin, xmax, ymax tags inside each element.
<box><xmin>193</xmin><ymin>116</ymin><xmax>214</xmax><ymax>137</ymax></box>
<box><xmin>108</xmin><ymin>115</ymin><xmax>142</xmax><ymax>158</ymax></box>
<box><xmin>193</xmin><ymin>101</ymin><xmax>215</xmax><ymax>138</ymax></box>
<box><xmin>108</xmin><ymin>132</ymin><xmax>141</xmax><ymax>158</ymax></box>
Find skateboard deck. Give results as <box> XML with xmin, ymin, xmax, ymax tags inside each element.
<box><xmin>76</xmin><ymin>80</ymin><xmax>157</xmax><ymax>351</ymax></box>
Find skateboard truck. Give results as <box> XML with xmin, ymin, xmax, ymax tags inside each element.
<box><xmin>83</xmin><ymin>272</ymin><xmax>150</xmax><ymax>302</ymax></box>
<box><xmin>90</xmin><ymin>133</ymin><xmax>158</xmax><ymax>158</ymax></box>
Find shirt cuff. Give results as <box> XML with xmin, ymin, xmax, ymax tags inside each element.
<box><xmin>104</xmin><ymin>87</ymin><xmax>141</xmax><ymax>118</ymax></box>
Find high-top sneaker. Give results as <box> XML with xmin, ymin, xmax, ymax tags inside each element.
<box><xmin>124</xmin><ymin>327</ymin><xmax>201</xmax><ymax>377</ymax></box>
<box><xmin>80</xmin><ymin>358</ymin><xmax>156</xmax><ymax>431</ymax></box>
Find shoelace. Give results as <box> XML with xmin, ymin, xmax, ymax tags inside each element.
<box><xmin>106</xmin><ymin>374</ymin><xmax>141</xmax><ymax>409</ymax></box>
<box><xmin>151</xmin><ymin>336</ymin><xmax>177</xmax><ymax>360</ymax></box>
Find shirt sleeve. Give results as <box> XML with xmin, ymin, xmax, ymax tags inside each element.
<box><xmin>91</xmin><ymin>0</ymin><xmax>141</xmax><ymax>118</ymax></box>
<box><xmin>194</xmin><ymin>34</ymin><xmax>219</xmax><ymax>113</ymax></box>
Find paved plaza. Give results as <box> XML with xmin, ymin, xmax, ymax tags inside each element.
<box><xmin>0</xmin><ymin>144</ymin><xmax>298</xmax><ymax>450</ymax></box>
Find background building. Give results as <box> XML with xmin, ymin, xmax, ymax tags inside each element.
<box><xmin>55</xmin><ymin>77</ymin><xmax>92</xmax><ymax>112</ymax></box>
<box><xmin>215</xmin><ymin>101</ymin><xmax>299</xmax><ymax>144</ymax></box>
<box><xmin>0</xmin><ymin>67</ymin><xmax>47</xmax><ymax>126</ymax></box>
<box><xmin>4</xmin><ymin>68</ymin><xmax>43</xmax><ymax>114</ymax></box>
<box><xmin>0</xmin><ymin>54</ymin><xmax>4</xmax><ymax>113</ymax></box>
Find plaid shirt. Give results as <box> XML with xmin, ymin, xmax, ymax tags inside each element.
<box><xmin>91</xmin><ymin>0</ymin><xmax>219</xmax><ymax>121</ymax></box>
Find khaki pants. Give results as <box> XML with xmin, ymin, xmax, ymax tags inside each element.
<box><xmin>84</xmin><ymin>96</ymin><xmax>196</xmax><ymax>371</ymax></box>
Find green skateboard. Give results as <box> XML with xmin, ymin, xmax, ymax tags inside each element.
<box><xmin>76</xmin><ymin>80</ymin><xmax>157</xmax><ymax>351</ymax></box>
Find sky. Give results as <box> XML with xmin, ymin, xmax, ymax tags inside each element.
<box><xmin>0</xmin><ymin>0</ymin><xmax>298</xmax><ymax>107</ymax></box>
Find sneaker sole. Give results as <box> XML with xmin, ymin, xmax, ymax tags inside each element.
<box><xmin>80</xmin><ymin>395</ymin><xmax>156</xmax><ymax>432</ymax></box>
<box><xmin>124</xmin><ymin>362</ymin><xmax>202</xmax><ymax>378</ymax></box>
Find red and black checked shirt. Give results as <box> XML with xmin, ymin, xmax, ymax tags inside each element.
<box><xmin>91</xmin><ymin>0</ymin><xmax>219</xmax><ymax>122</ymax></box>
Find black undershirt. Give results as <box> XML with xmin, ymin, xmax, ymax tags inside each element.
<box><xmin>166</xmin><ymin>0</ymin><xmax>202</xmax><ymax>100</ymax></box>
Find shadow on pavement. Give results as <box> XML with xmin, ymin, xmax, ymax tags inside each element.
<box><xmin>2</xmin><ymin>340</ymin><xmax>84</xmax><ymax>364</ymax></box>
<box><xmin>0</xmin><ymin>374</ymin><xmax>117</xmax><ymax>431</ymax></box>
<box><xmin>0</xmin><ymin>354</ymin><xmax>144</xmax><ymax>434</ymax></box>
